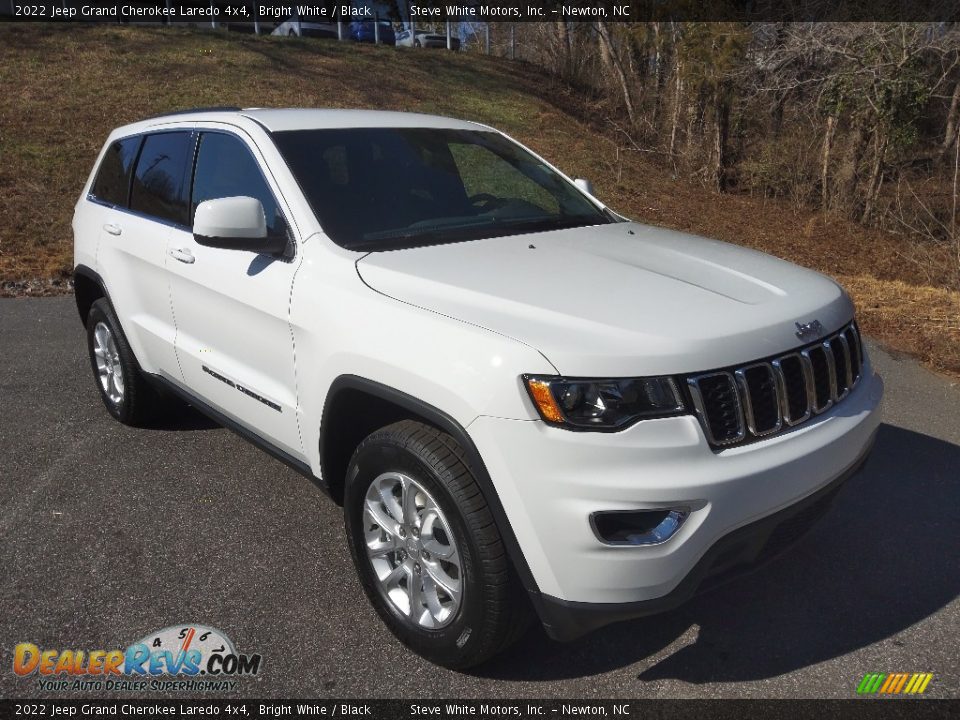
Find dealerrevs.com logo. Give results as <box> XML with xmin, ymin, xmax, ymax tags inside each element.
<box><xmin>13</xmin><ymin>624</ymin><xmax>262</xmax><ymax>692</ymax></box>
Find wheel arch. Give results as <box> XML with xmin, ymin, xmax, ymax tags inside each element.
<box><xmin>319</xmin><ymin>374</ymin><xmax>545</xmax><ymax>605</ymax></box>
<box><xmin>73</xmin><ymin>265</ymin><xmax>108</xmax><ymax>324</ymax></box>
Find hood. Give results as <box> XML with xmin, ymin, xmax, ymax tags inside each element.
<box><xmin>355</xmin><ymin>222</ymin><xmax>854</xmax><ymax>377</ymax></box>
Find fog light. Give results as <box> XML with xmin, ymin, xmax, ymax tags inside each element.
<box><xmin>590</xmin><ymin>509</ymin><xmax>688</xmax><ymax>546</ymax></box>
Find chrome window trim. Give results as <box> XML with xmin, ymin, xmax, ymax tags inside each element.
<box><xmin>86</xmin><ymin>194</ymin><xmax>192</xmax><ymax>232</ymax></box>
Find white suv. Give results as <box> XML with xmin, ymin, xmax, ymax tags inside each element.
<box><xmin>73</xmin><ymin>108</ymin><xmax>883</xmax><ymax>668</ymax></box>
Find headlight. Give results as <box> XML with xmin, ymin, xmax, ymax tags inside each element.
<box><xmin>523</xmin><ymin>375</ymin><xmax>687</xmax><ymax>430</ymax></box>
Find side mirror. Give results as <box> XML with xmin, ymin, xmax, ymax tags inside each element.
<box><xmin>193</xmin><ymin>196</ymin><xmax>287</xmax><ymax>255</ymax></box>
<box><xmin>574</xmin><ymin>178</ymin><xmax>595</xmax><ymax>196</ymax></box>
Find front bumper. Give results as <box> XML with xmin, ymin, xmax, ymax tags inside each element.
<box><xmin>467</xmin><ymin>364</ymin><xmax>883</xmax><ymax>636</ymax></box>
<box><xmin>537</xmin><ymin>440</ymin><xmax>872</xmax><ymax>640</ymax></box>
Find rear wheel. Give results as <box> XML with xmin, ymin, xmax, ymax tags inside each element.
<box><xmin>344</xmin><ymin>420</ymin><xmax>530</xmax><ymax>668</ymax></box>
<box><xmin>85</xmin><ymin>298</ymin><xmax>161</xmax><ymax>426</ymax></box>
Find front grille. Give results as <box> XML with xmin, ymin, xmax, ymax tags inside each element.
<box><xmin>687</xmin><ymin>322</ymin><xmax>864</xmax><ymax>447</ymax></box>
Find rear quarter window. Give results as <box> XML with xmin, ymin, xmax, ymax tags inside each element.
<box><xmin>91</xmin><ymin>136</ymin><xmax>142</xmax><ymax>207</ymax></box>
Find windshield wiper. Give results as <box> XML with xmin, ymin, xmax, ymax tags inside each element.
<box><xmin>359</xmin><ymin>217</ymin><xmax>491</xmax><ymax>243</ymax></box>
<box><xmin>348</xmin><ymin>214</ymin><xmax>605</xmax><ymax>252</ymax></box>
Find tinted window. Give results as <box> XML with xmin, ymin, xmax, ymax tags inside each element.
<box><xmin>191</xmin><ymin>132</ymin><xmax>284</xmax><ymax>236</ymax></box>
<box><xmin>91</xmin><ymin>136</ymin><xmax>141</xmax><ymax>207</ymax></box>
<box><xmin>449</xmin><ymin>143</ymin><xmax>559</xmax><ymax>215</ymax></box>
<box><xmin>130</xmin><ymin>132</ymin><xmax>192</xmax><ymax>225</ymax></box>
<box><xmin>272</xmin><ymin>128</ymin><xmax>610</xmax><ymax>250</ymax></box>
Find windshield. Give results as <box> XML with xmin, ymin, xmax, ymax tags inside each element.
<box><xmin>271</xmin><ymin>128</ymin><xmax>614</xmax><ymax>250</ymax></box>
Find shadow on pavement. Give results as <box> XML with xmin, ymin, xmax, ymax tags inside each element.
<box><xmin>477</xmin><ymin>423</ymin><xmax>959</xmax><ymax>682</ymax></box>
<box><xmin>147</xmin><ymin>400</ymin><xmax>221</xmax><ymax>432</ymax></box>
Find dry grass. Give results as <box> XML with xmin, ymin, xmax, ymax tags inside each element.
<box><xmin>1</xmin><ymin>24</ymin><xmax>958</xmax><ymax>376</ymax></box>
<box><xmin>838</xmin><ymin>276</ymin><xmax>960</xmax><ymax>376</ymax></box>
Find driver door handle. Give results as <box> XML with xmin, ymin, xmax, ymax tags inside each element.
<box><xmin>103</xmin><ymin>223</ymin><xmax>122</xmax><ymax>236</ymax></box>
<box><xmin>168</xmin><ymin>247</ymin><xmax>195</xmax><ymax>265</ymax></box>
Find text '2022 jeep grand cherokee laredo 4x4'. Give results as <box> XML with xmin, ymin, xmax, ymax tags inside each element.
<box><xmin>73</xmin><ymin>108</ymin><xmax>882</xmax><ymax>668</ymax></box>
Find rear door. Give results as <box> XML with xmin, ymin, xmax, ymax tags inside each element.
<box><xmin>93</xmin><ymin>131</ymin><xmax>192</xmax><ymax>377</ymax></box>
<box><xmin>166</xmin><ymin>129</ymin><xmax>304</xmax><ymax>459</ymax></box>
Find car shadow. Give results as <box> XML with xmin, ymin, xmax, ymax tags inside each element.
<box><xmin>147</xmin><ymin>399</ymin><xmax>221</xmax><ymax>432</ymax></box>
<box><xmin>475</xmin><ymin>422</ymin><xmax>959</xmax><ymax>682</ymax></box>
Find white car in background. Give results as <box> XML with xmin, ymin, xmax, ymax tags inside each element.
<box><xmin>72</xmin><ymin>107</ymin><xmax>882</xmax><ymax>669</ymax></box>
<box><xmin>272</xmin><ymin>19</ymin><xmax>338</xmax><ymax>39</ymax></box>
<box><xmin>396</xmin><ymin>28</ymin><xmax>460</xmax><ymax>50</ymax></box>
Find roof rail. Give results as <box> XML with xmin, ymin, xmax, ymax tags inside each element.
<box><xmin>146</xmin><ymin>107</ymin><xmax>242</xmax><ymax>120</ymax></box>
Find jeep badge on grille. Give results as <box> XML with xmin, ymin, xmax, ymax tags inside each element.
<box><xmin>795</xmin><ymin>319</ymin><xmax>825</xmax><ymax>340</ymax></box>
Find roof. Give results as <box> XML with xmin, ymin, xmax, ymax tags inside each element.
<box><xmin>138</xmin><ymin>107</ymin><xmax>484</xmax><ymax>133</ymax></box>
<box><xmin>238</xmin><ymin>108</ymin><xmax>482</xmax><ymax>132</ymax></box>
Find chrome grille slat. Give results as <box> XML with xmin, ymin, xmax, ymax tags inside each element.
<box><xmin>687</xmin><ymin>372</ymin><xmax>745</xmax><ymax>446</ymax></box>
<box><xmin>845</xmin><ymin>324</ymin><xmax>863</xmax><ymax>381</ymax></box>
<box><xmin>801</xmin><ymin>345</ymin><xmax>834</xmax><ymax>414</ymax></box>
<box><xmin>772</xmin><ymin>354</ymin><xmax>812</xmax><ymax>426</ymax></box>
<box><xmin>735</xmin><ymin>363</ymin><xmax>782</xmax><ymax>436</ymax></box>
<box><xmin>687</xmin><ymin>322</ymin><xmax>863</xmax><ymax>448</ymax></box>
<box><xmin>798</xmin><ymin>351</ymin><xmax>821</xmax><ymax>414</ymax></box>
<box><xmin>829</xmin><ymin>334</ymin><xmax>852</xmax><ymax>401</ymax></box>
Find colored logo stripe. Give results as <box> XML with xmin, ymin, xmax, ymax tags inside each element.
<box><xmin>857</xmin><ymin>673</ymin><xmax>932</xmax><ymax>695</ymax></box>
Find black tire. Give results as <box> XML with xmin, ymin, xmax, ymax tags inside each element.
<box><xmin>344</xmin><ymin>420</ymin><xmax>530</xmax><ymax>668</ymax></box>
<box><xmin>85</xmin><ymin>298</ymin><xmax>161</xmax><ymax>426</ymax></box>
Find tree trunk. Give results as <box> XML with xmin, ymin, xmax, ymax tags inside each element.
<box><xmin>649</xmin><ymin>22</ymin><xmax>665</xmax><ymax>126</ymax></box>
<box><xmin>837</xmin><ymin>116</ymin><xmax>870</xmax><ymax>216</ymax></box>
<box><xmin>652</xmin><ymin>22</ymin><xmax>663</xmax><ymax>90</ymax></box>
<box><xmin>669</xmin><ymin>58</ymin><xmax>683</xmax><ymax>157</ymax></box>
<box><xmin>820</xmin><ymin>114</ymin><xmax>837</xmax><ymax>210</ymax></box>
<box><xmin>555</xmin><ymin>20</ymin><xmax>571</xmax><ymax>79</ymax></box>
<box><xmin>939</xmin><ymin>81</ymin><xmax>960</xmax><ymax>163</ymax></box>
<box><xmin>714</xmin><ymin>87</ymin><xmax>731</xmax><ymax>191</ymax></box>
<box><xmin>861</xmin><ymin>128</ymin><xmax>888</xmax><ymax>224</ymax></box>
<box><xmin>596</xmin><ymin>20</ymin><xmax>636</xmax><ymax>125</ymax></box>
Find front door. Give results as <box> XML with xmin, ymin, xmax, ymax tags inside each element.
<box><xmin>167</xmin><ymin>130</ymin><xmax>304</xmax><ymax>460</ymax></box>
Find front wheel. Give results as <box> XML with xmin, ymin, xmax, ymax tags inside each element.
<box><xmin>344</xmin><ymin>420</ymin><xmax>529</xmax><ymax>668</ymax></box>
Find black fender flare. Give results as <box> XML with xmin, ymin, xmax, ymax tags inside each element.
<box><xmin>72</xmin><ymin>264</ymin><xmax>111</xmax><ymax>323</ymax></box>
<box><xmin>319</xmin><ymin>374</ymin><xmax>547</xmax><ymax>614</ymax></box>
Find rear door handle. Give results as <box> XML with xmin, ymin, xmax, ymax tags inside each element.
<box><xmin>168</xmin><ymin>248</ymin><xmax>195</xmax><ymax>265</ymax></box>
<box><xmin>103</xmin><ymin>223</ymin><xmax>122</xmax><ymax>236</ymax></box>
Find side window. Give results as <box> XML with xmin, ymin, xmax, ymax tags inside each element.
<box><xmin>191</xmin><ymin>133</ymin><xmax>284</xmax><ymax>237</ymax></box>
<box><xmin>91</xmin><ymin>136</ymin><xmax>142</xmax><ymax>207</ymax></box>
<box><xmin>129</xmin><ymin>131</ymin><xmax>193</xmax><ymax>226</ymax></box>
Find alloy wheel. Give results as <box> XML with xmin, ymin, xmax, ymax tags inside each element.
<box><xmin>93</xmin><ymin>321</ymin><xmax>124</xmax><ymax>405</ymax></box>
<box><xmin>363</xmin><ymin>471</ymin><xmax>463</xmax><ymax>629</ymax></box>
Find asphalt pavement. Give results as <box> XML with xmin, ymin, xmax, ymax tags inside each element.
<box><xmin>1</xmin><ymin>296</ymin><xmax>958</xmax><ymax>699</ymax></box>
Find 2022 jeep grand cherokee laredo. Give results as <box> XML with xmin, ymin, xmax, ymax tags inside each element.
<box><xmin>73</xmin><ymin>108</ymin><xmax>883</xmax><ymax>668</ymax></box>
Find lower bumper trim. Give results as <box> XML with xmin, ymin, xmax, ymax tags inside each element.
<box><xmin>537</xmin><ymin>438</ymin><xmax>875</xmax><ymax>642</ymax></box>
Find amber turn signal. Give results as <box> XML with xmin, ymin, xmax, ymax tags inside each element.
<box><xmin>525</xmin><ymin>377</ymin><xmax>565</xmax><ymax>424</ymax></box>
